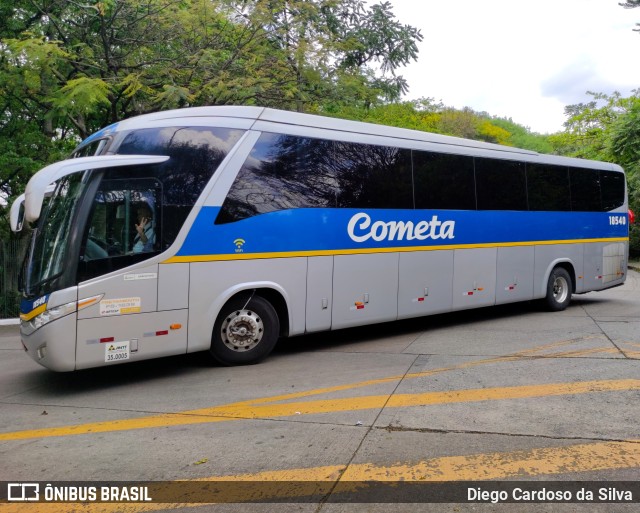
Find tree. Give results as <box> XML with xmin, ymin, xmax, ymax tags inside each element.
<box><xmin>610</xmin><ymin>98</ymin><xmax>640</xmax><ymax>253</ymax></box>
<box><xmin>228</xmin><ymin>0</ymin><xmax>422</xmax><ymax>111</ymax></box>
<box><xmin>551</xmin><ymin>90</ymin><xmax>640</xmax><ymax>255</ymax></box>
<box><xmin>547</xmin><ymin>91</ymin><xmax>632</xmax><ymax>159</ymax></box>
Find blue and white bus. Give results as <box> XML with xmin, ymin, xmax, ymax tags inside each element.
<box><xmin>11</xmin><ymin>107</ymin><xmax>629</xmax><ymax>371</ymax></box>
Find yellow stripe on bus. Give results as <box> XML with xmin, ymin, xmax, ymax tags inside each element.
<box><xmin>163</xmin><ymin>237</ymin><xmax>629</xmax><ymax>264</ymax></box>
<box><xmin>19</xmin><ymin>303</ymin><xmax>47</xmax><ymax>322</ymax></box>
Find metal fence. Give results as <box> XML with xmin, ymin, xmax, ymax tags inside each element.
<box><xmin>0</xmin><ymin>238</ymin><xmax>27</xmax><ymax>319</ymax></box>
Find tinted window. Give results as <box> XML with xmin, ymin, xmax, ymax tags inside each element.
<box><xmin>72</xmin><ymin>139</ymin><xmax>108</xmax><ymax>157</ymax></box>
<box><xmin>413</xmin><ymin>151</ymin><xmax>476</xmax><ymax>210</ymax></box>
<box><xmin>78</xmin><ymin>174</ymin><xmax>163</xmax><ymax>282</ymax></box>
<box><xmin>569</xmin><ymin>167</ymin><xmax>601</xmax><ymax>212</ymax></box>
<box><xmin>77</xmin><ymin>126</ymin><xmax>243</xmax><ymax>281</ymax></box>
<box><xmin>475</xmin><ymin>158</ymin><xmax>527</xmax><ymax>210</ymax></box>
<box><xmin>526</xmin><ymin>164</ymin><xmax>570</xmax><ymax>211</ymax></box>
<box><xmin>600</xmin><ymin>170</ymin><xmax>625</xmax><ymax>211</ymax></box>
<box><xmin>332</xmin><ymin>140</ymin><xmax>413</xmax><ymax>209</ymax></box>
<box><xmin>115</xmin><ymin>126</ymin><xmax>244</xmax><ymax>240</ymax></box>
<box><xmin>217</xmin><ymin>133</ymin><xmax>413</xmax><ymax>223</ymax></box>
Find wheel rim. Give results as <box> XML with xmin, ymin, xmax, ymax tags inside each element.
<box><xmin>552</xmin><ymin>276</ymin><xmax>569</xmax><ymax>304</ymax></box>
<box><xmin>221</xmin><ymin>309</ymin><xmax>264</xmax><ymax>352</ymax></box>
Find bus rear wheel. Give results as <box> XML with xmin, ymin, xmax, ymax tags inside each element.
<box><xmin>545</xmin><ymin>267</ymin><xmax>572</xmax><ymax>311</ymax></box>
<box><xmin>210</xmin><ymin>295</ymin><xmax>280</xmax><ymax>365</ymax></box>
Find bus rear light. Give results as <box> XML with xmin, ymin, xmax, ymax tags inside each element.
<box><xmin>630</xmin><ymin>209</ymin><xmax>636</xmax><ymax>225</ymax></box>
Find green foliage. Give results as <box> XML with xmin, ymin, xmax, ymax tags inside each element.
<box><xmin>323</xmin><ymin>98</ymin><xmax>441</xmax><ymax>131</ymax></box>
<box><xmin>51</xmin><ymin>77</ymin><xmax>112</xmax><ymax>117</ymax></box>
<box><xmin>489</xmin><ymin>117</ymin><xmax>554</xmax><ymax>153</ymax></box>
<box><xmin>324</xmin><ymin>99</ymin><xmax>552</xmax><ymax>152</ymax></box>
<box><xmin>610</xmin><ymin>99</ymin><xmax>640</xmax><ymax>175</ymax></box>
<box><xmin>551</xmin><ymin>90</ymin><xmax>640</xmax><ymax>255</ymax></box>
<box><xmin>548</xmin><ymin>92</ymin><xmax>630</xmax><ymax>160</ymax></box>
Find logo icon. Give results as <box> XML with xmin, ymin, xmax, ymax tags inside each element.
<box><xmin>8</xmin><ymin>483</ymin><xmax>39</xmax><ymax>501</ymax></box>
<box><xmin>233</xmin><ymin>238</ymin><xmax>246</xmax><ymax>253</ymax></box>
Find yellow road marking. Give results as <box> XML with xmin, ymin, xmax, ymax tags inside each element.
<box><xmin>2</xmin><ymin>340</ymin><xmax>636</xmax><ymax>512</ymax></box>
<box><xmin>341</xmin><ymin>439</ymin><xmax>640</xmax><ymax>481</ymax></box>
<box><xmin>1</xmin><ymin>379</ymin><xmax>638</xmax><ymax>441</ymax></box>
<box><xmin>3</xmin><ymin>439</ymin><xmax>640</xmax><ymax>512</ymax></box>
<box><xmin>240</xmin><ymin>337</ymin><xmax>608</xmax><ymax>407</ymax></box>
<box><xmin>0</xmin><ymin>339</ymin><xmax>592</xmax><ymax>442</ymax></box>
<box><xmin>545</xmin><ymin>347</ymin><xmax>620</xmax><ymax>358</ymax></box>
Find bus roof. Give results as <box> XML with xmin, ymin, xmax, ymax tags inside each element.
<box><xmin>80</xmin><ymin>106</ymin><xmax>623</xmax><ymax>172</ymax></box>
<box><xmin>105</xmin><ymin>106</ymin><xmax>537</xmax><ymax>156</ymax></box>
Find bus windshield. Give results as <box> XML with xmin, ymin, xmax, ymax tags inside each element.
<box><xmin>24</xmin><ymin>171</ymin><xmax>89</xmax><ymax>297</ymax></box>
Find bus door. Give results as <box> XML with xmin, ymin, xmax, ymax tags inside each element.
<box><xmin>75</xmin><ymin>176</ymin><xmax>188</xmax><ymax>369</ymax></box>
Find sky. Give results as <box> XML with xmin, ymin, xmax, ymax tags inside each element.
<box><xmin>386</xmin><ymin>0</ymin><xmax>640</xmax><ymax>134</ymax></box>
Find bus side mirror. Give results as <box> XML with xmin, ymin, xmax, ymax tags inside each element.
<box><xmin>10</xmin><ymin>194</ymin><xmax>25</xmax><ymax>232</ymax></box>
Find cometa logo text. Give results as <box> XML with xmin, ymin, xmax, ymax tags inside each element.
<box><xmin>347</xmin><ymin>212</ymin><xmax>455</xmax><ymax>243</ymax></box>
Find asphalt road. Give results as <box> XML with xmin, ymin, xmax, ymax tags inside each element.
<box><xmin>1</xmin><ymin>270</ymin><xmax>639</xmax><ymax>512</ymax></box>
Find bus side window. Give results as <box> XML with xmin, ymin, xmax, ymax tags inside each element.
<box><xmin>475</xmin><ymin>158</ymin><xmax>527</xmax><ymax>211</ymax></box>
<box><xmin>82</xmin><ymin>184</ymin><xmax>161</xmax><ymax>261</ymax></box>
<box><xmin>78</xmin><ymin>174</ymin><xmax>163</xmax><ymax>282</ymax></box>
<box><xmin>216</xmin><ymin>133</ymin><xmax>413</xmax><ymax>224</ymax></box>
<box><xmin>527</xmin><ymin>164</ymin><xmax>571</xmax><ymax>211</ymax></box>
<box><xmin>570</xmin><ymin>167</ymin><xmax>602</xmax><ymax>212</ymax></box>
<box><xmin>413</xmin><ymin>151</ymin><xmax>476</xmax><ymax>210</ymax></box>
<box><xmin>600</xmin><ymin>170</ymin><xmax>625</xmax><ymax>211</ymax></box>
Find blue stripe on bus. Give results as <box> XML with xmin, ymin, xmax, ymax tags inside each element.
<box><xmin>175</xmin><ymin>208</ymin><xmax>629</xmax><ymax>258</ymax></box>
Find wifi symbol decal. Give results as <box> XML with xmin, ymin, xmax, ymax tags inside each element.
<box><xmin>233</xmin><ymin>238</ymin><xmax>246</xmax><ymax>253</ymax></box>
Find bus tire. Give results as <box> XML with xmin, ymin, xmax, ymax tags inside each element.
<box><xmin>210</xmin><ymin>295</ymin><xmax>280</xmax><ymax>365</ymax></box>
<box><xmin>545</xmin><ymin>267</ymin><xmax>572</xmax><ymax>311</ymax></box>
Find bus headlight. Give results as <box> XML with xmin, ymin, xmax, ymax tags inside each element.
<box><xmin>21</xmin><ymin>294</ymin><xmax>104</xmax><ymax>336</ymax></box>
<box><xmin>22</xmin><ymin>301</ymin><xmax>77</xmax><ymax>336</ymax></box>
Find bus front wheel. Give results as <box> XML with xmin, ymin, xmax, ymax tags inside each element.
<box><xmin>210</xmin><ymin>295</ymin><xmax>280</xmax><ymax>365</ymax></box>
<box><xmin>545</xmin><ymin>267</ymin><xmax>572</xmax><ymax>311</ymax></box>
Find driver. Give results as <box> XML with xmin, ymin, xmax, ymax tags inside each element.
<box><xmin>132</xmin><ymin>203</ymin><xmax>156</xmax><ymax>253</ymax></box>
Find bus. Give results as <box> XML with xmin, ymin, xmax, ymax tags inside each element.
<box><xmin>11</xmin><ymin>106</ymin><xmax>629</xmax><ymax>371</ymax></box>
